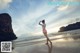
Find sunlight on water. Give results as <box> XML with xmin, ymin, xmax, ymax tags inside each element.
<box><xmin>54</xmin><ymin>39</ymin><xmax>66</xmax><ymax>42</ymax></box>
<box><xmin>53</xmin><ymin>35</ymin><xmax>64</xmax><ymax>38</ymax></box>
<box><xmin>53</xmin><ymin>38</ymin><xmax>74</xmax><ymax>42</ymax></box>
<box><xmin>53</xmin><ymin>38</ymin><xmax>80</xmax><ymax>48</ymax></box>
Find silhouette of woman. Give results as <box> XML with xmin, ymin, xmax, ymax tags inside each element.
<box><xmin>39</xmin><ymin>20</ymin><xmax>52</xmax><ymax>45</ymax></box>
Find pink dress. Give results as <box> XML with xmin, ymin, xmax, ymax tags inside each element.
<box><xmin>42</xmin><ymin>24</ymin><xmax>47</xmax><ymax>33</ymax></box>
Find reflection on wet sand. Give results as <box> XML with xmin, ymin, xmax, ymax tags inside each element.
<box><xmin>12</xmin><ymin>39</ymin><xmax>80</xmax><ymax>53</ymax></box>
<box><xmin>46</xmin><ymin>42</ymin><xmax>52</xmax><ymax>53</ymax></box>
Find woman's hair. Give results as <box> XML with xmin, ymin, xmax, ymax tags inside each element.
<box><xmin>42</xmin><ymin>20</ymin><xmax>45</xmax><ymax>24</ymax></box>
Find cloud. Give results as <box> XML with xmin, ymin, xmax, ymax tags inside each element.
<box><xmin>59</xmin><ymin>1</ymin><xmax>69</xmax><ymax>11</ymax></box>
<box><xmin>1</xmin><ymin>0</ymin><xmax>79</xmax><ymax>37</ymax></box>
<box><xmin>0</xmin><ymin>0</ymin><xmax>12</xmax><ymax>9</ymax></box>
<box><xmin>57</xmin><ymin>0</ymin><xmax>76</xmax><ymax>11</ymax></box>
<box><xmin>58</xmin><ymin>5</ymin><xmax>69</xmax><ymax>11</ymax></box>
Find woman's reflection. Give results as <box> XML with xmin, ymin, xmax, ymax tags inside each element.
<box><xmin>46</xmin><ymin>42</ymin><xmax>52</xmax><ymax>53</ymax></box>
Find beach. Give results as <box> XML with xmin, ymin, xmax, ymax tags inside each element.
<box><xmin>12</xmin><ymin>39</ymin><xmax>80</xmax><ymax>53</ymax></box>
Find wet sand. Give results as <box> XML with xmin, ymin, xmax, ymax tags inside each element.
<box><xmin>12</xmin><ymin>40</ymin><xmax>80</xmax><ymax>53</ymax></box>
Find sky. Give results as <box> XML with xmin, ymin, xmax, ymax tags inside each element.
<box><xmin>0</xmin><ymin>0</ymin><xmax>80</xmax><ymax>37</ymax></box>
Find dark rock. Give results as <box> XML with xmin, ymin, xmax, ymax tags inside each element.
<box><xmin>0</xmin><ymin>13</ymin><xmax>17</xmax><ymax>42</ymax></box>
<box><xmin>59</xmin><ymin>22</ymin><xmax>80</xmax><ymax>32</ymax></box>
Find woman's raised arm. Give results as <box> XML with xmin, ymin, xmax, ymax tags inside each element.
<box><xmin>39</xmin><ymin>21</ymin><xmax>42</xmax><ymax>25</ymax></box>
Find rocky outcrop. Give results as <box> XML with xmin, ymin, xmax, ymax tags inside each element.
<box><xmin>59</xmin><ymin>22</ymin><xmax>80</xmax><ymax>32</ymax></box>
<box><xmin>0</xmin><ymin>13</ymin><xmax>17</xmax><ymax>42</ymax></box>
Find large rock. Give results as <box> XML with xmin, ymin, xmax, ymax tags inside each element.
<box><xmin>59</xmin><ymin>22</ymin><xmax>80</xmax><ymax>32</ymax></box>
<box><xmin>0</xmin><ymin>13</ymin><xmax>17</xmax><ymax>42</ymax></box>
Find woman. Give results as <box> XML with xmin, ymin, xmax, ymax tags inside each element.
<box><xmin>39</xmin><ymin>20</ymin><xmax>52</xmax><ymax>45</ymax></box>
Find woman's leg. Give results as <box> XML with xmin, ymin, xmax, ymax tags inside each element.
<box><xmin>44</xmin><ymin>33</ymin><xmax>52</xmax><ymax>53</ymax></box>
<box><xmin>44</xmin><ymin>33</ymin><xmax>52</xmax><ymax>44</ymax></box>
<box><xmin>48</xmin><ymin>38</ymin><xmax>52</xmax><ymax>44</ymax></box>
<box><xmin>43</xmin><ymin>33</ymin><xmax>48</xmax><ymax>44</ymax></box>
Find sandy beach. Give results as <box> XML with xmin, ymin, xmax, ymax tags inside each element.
<box><xmin>12</xmin><ymin>39</ymin><xmax>80</xmax><ymax>53</ymax></box>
